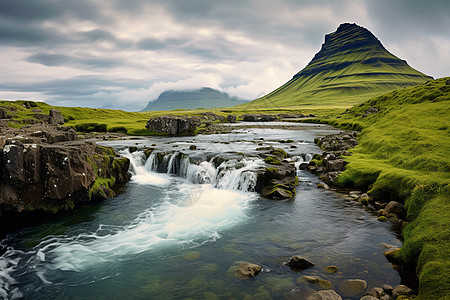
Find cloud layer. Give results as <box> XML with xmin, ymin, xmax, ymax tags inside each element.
<box><xmin>0</xmin><ymin>0</ymin><xmax>449</xmax><ymax>111</ymax></box>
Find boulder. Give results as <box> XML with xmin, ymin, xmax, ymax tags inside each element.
<box><xmin>325</xmin><ymin>265</ymin><xmax>338</xmax><ymax>274</ymax></box>
<box><xmin>360</xmin><ymin>296</ymin><xmax>378</xmax><ymax>300</ymax></box>
<box><xmin>392</xmin><ymin>285</ymin><xmax>413</xmax><ymax>298</ymax></box>
<box><xmin>146</xmin><ymin>115</ymin><xmax>200</xmax><ymax>135</ymax></box>
<box><xmin>234</xmin><ymin>262</ymin><xmax>262</xmax><ymax>279</ymax></box>
<box><xmin>382</xmin><ymin>284</ymin><xmax>393</xmax><ymax>295</ymax></box>
<box><xmin>364</xmin><ymin>287</ymin><xmax>386</xmax><ymax>298</ymax></box>
<box><xmin>287</xmin><ymin>256</ymin><xmax>314</xmax><ymax>271</ymax></box>
<box><xmin>49</xmin><ymin>109</ymin><xmax>65</xmax><ymax>125</ymax></box>
<box><xmin>338</xmin><ymin>279</ymin><xmax>367</xmax><ymax>298</ymax></box>
<box><xmin>307</xmin><ymin>290</ymin><xmax>342</xmax><ymax>300</ymax></box>
<box><xmin>226</xmin><ymin>114</ymin><xmax>237</xmax><ymax>123</ymax></box>
<box><xmin>383</xmin><ymin>201</ymin><xmax>404</xmax><ymax>215</ymax></box>
<box><xmin>319</xmin><ymin>171</ymin><xmax>341</xmax><ymax>185</ymax></box>
<box><xmin>256</xmin><ymin>163</ymin><xmax>297</xmax><ymax>200</ymax></box>
<box><xmin>299</xmin><ymin>275</ymin><xmax>333</xmax><ymax>289</ymax></box>
<box><xmin>325</xmin><ymin>158</ymin><xmax>345</xmax><ymax>172</ymax></box>
<box><xmin>242</xmin><ymin>114</ymin><xmax>278</xmax><ymax>122</ymax></box>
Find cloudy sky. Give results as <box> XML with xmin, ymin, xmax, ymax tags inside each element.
<box><xmin>1</xmin><ymin>0</ymin><xmax>449</xmax><ymax>111</ymax></box>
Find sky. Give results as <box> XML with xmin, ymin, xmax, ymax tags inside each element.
<box><xmin>0</xmin><ymin>0</ymin><xmax>449</xmax><ymax>111</ymax></box>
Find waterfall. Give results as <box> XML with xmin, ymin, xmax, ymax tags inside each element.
<box><xmin>124</xmin><ymin>150</ymin><xmax>262</xmax><ymax>192</ymax></box>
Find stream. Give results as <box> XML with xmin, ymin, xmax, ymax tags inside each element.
<box><xmin>0</xmin><ymin>124</ymin><xmax>401</xmax><ymax>299</ymax></box>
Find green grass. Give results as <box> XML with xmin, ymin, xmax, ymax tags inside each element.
<box><xmin>325</xmin><ymin>77</ymin><xmax>450</xmax><ymax>299</ymax></box>
<box><xmin>241</xmin><ymin>23</ymin><xmax>431</xmax><ymax>109</ymax></box>
<box><xmin>0</xmin><ymin>100</ymin><xmax>343</xmax><ymax>135</ymax></box>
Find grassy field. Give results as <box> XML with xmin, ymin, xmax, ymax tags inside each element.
<box><xmin>320</xmin><ymin>77</ymin><xmax>450</xmax><ymax>299</ymax></box>
<box><xmin>0</xmin><ymin>100</ymin><xmax>345</xmax><ymax>135</ymax></box>
<box><xmin>241</xmin><ymin>23</ymin><xmax>431</xmax><ymax>108</ymax></box>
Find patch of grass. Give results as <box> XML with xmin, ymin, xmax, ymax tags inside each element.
<box><xmin>327</xmin><ymin>77</ymin><xmax>450</xmax><ymax>299</ymax></box>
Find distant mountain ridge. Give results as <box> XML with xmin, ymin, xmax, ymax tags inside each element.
<box><xmin>242</xmin><ymin>23</ymin><xmax>432</xmax><ymax>108</ymax></box>
<box><xmin>141</xmin><ymin>87</ymin><xmax>248</xmax><ymax>111</ymax></box>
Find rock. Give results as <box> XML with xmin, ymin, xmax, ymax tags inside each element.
<box><xmin>319</xmin><ymin>171</ymin><xmax>341</xmax><ymax>185</ymax></box>
<box><xmin>358</xmin><ymin>193</ymin><xmax>370</xmax><ymax>205</ymax></box>
<box><xmin>242</xmin><ymin>114</ymin><xmax>278</xmax><ymax>122</ymax></box>
<box><xmin>383</xmin><ymin>248</ymin><xmax>401</xmax><ymax>264</ymax></box>
<box><xmin>325</xmin><ymin>265</ymin><xmax>338</xmax><ymax>274</ymax></box>
<box><xmin>287</xmin><ymin>256</ymin><xmax>314</xmax><ymax>271</ymax></box>
<box><xmin>315</xmin><ymin>132</ymin><xmax>359</xmax><ymax>151</ymax></box>
<box><xmin>226</xmin><ymin>114</ymin><xmax>237</xmax><ymax>123</ymax></box>
<box><xmin>360</xmin><ymin>296</ymin><xmax>378</xmax><ymax>300</ymax></box>
<box><xmin>299</xmin><ymin>162</ymin><xmax>309</xmax><ymax>170</ymax></box>
<box><xmin>49</xmin><ymin>109</ymin><xmax>65</xmax><ymax>125</ymax></box>
<box><xmin>189</xmin><ymin>145</ymin><xmax>197</xmax><ymax>150</ymax></box>
<box><xmin>146</xmin><ymin>115</ymin><xmax>201</xmax><ymax>136</ymax></box>
<box><xmin>128</xmin><ymin>146</ymin><xmax>138</xmax><ymax>153</ymax></box>
<box><xmin>446</xmin><ymin>79</ymin><xmax>450</xmax><ymax>85</ymax></box>
<box><xmin>364</xmin><ymin>287</ymin><xmax>385</xmax><ymax>298</ymax></box>
<box><xmin>299</xmin><ymin>275</ymin><xmax>333</xmax><ymax>289</ymax></box>
<box><xmin>256</xmin><ymin>163</ymin><xmax>297</xmax><ymax>200</ymax></box>
<box><xmin>338</xmin><ymin>279</ymin><xmax>368</xmax><ymax>298</ymax></box>
<box><xmin>383</xmin><ymin>201</ymin><xmax>404</xmax><ymax>216</ymax></box>
<box><xmin>234</xmin><ymin>262</ymin><xmax>262</xmax><ymax>279</ymax></box>
<box><xmin>325</xmin><ymin>158</ymin><xmax>345</xmax><ymax>172</ymax></box>
<box><xmin>32</xmin><ymin>108</ymin><xmax>43</xmax><ymax>113</ymax></box>
<box><xmin>307</xmin><ymin>290</ymin><xmax>342</xmax><ymax>300</ymax></box>
<box><xmin>392</xmin><ymin>285</ymin><xmax>413</xmax><ymax>298</ymax></box>
<box><xmin>317</xmin><ymin>182</ymin><xmax>330</xmax><ymax>189</ymax></box>
<box><xmin>382</xmin><ymin>284</ymin><xmax>393</xmax><ymax>295</ymax></box>
<box><xmin>0</xmin><ymin>124</ymin><xmax>130</xmax><ymax>218</ymax></box>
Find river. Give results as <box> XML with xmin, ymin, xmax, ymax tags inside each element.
<box><xmin>0</xmin><ymin>124</ymin><xmax>401</xmax><ymax>299</ymax></box>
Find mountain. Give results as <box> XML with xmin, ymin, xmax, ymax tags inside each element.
<box><xmin>242</xmin><ymin>23</ymin><xmax>433</xmax><ymax>108</ymax></box>
<box><xmin>141</xmin><ymin>87</ymin><xmax>248</xmax><ymax>111</ymax></box>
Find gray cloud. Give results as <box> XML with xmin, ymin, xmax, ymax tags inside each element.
<box><xmin>0</xmin><ymin>0</ymin><xmax>448</xmax><ymax>111</ymax></box>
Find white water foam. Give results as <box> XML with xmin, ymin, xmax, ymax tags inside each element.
<box><xmin>32</xmin><ymin>150</ymin><xmax>258</xmax><ymax>273</ymax></box>
<box><xmin>121</xmin><ymin>149</ymin><xmax>171</xmax><ymax>186</ymax></box>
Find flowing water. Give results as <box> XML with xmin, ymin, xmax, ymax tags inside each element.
<box><xmin>0</xmin><ymin>124</ymin><xmax>402</xmax><ymax>299</ymax></box>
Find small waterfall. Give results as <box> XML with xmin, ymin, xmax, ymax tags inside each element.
<box><xmin>127</xmin><ymin>150</ymin><xmax>262</xmax><ymax>192</ymax></box>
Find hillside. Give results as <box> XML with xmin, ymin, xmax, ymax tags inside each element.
<box><xmin>243</xmin><ymin>23</ymin><xmax>432</xmax><ymax>108</ymax></box>
<box><xmin>141</xmin><ymin>87</ymin><xmax>248</xmax><ymax>111</ymax></box>
<box><xmin>323</xmin><ymin>77</ymin><xmax>450</xmax><ymax>299</ymax></box>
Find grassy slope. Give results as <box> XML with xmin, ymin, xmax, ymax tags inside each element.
<box><xmin>242</xmin><ymin>24</ymin><xmax>431</xmax><ymax>108</ymax></box>
<box><xmin>323</xmin><ymin>77</ymin><xmax>449</xmax><ymax>299</ymax></box>
<box><xmin>0</xmin><ymin>100</ymin><xmax>341</xmax><ymax>135</ymax></box>
<box><xmin>142</xmin><ymin>87</ymin><xmax>248</xmax><ymax>111</ymax></box>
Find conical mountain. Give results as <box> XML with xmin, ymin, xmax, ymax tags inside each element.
<box><xmin>243</xmin><ymin>23</ymin><xmax>432</xmax><ymax>108</ymax></box>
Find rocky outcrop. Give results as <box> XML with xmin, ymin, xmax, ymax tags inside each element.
<box><xmin>255</xmin><ymin>148</ymin><xmax>298</xmax><ymax>199</ymax></box>
<box><xmin>0</xmin><ymin>124</ymin><xmax>130</xmax><ymax>220</ymax></box>
<box><xmin>242</xmin><ymin>114</ymin><xmax>278</xmax><ymax>122</ymax></box>
<box><xmin>146</xmin><ymin>115</ymin><xmax>201</xmax><ymax>135</ymax></box>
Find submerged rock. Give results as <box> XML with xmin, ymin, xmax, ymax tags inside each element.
<box><xmin>337</xmin><ymin>279</ymin><xmax>367</xmax><ymax>297</ymax></box>
<box><xmin>299</xmin><ymin>275</ymin><xmax>333</xmax><ymax>289</ymax></box>
<box><xmin>234</xmin><ymin>262</ymin><xmax>262</xmax><ymax>279</ymax></box>
<box><xmin>307</xmin><ymin>290</ymin><xmax>342</xmax><ymax>300</ymax></box>
<box><xmin>287</xmin><ymin>256</ymin><xmax>315</xmax><ymax>271</ymax></box>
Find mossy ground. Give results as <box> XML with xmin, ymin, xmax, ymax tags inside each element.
<box><xmin>320</xmin><ymin>77</ymin><xmax>450</xmax><ymax>299</ymax></box>
<box><xmin>0</xmin><ymin>100</ymin><xmax>343</xmax><ymax>136</ymax></box>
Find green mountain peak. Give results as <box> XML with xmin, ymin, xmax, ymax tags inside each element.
<box><xmin>243</xmin><ymin>23</ymin><xmax>432</xmax><ymax>108</ymax></box>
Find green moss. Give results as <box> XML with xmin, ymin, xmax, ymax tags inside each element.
<box><xmin>271</xmin><ymin>148</ymin><xmax>288</xmax><ymax>158</ymax></box>
<box><xmin>326</xmin><ymin>78</ymin><xmax>450</xmax><ymax>299</ymax></box>
<box><xmin>265</xmin><ymin>156</ymin><xmax>281</xmax><ymax>165</ymax></box>
<box><xmin>377</xmin><ymin>216</ymin><xmax>388</xmax><ymax>222</ymax></box>
<box><xmin>88</xmin><ymin>177</ymin><xmax>116</xmax><ymax>200</ymax></box>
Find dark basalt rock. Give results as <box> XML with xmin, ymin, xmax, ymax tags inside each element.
<box><xmin>287</xmin><ymin>256</ymin><xmax>315</xmax><ymax>271</ymax></box>
<box><xmin>242</xmin><ymin>114</ymin><xmax>278</xmax><ymax>122</ymax></box>
<box><xmin>146</xmin><ymin>115</ymin><xmax>201</xmax><ymax>136</ymax></box>
<box><xmin>255</xmin><ymin>148</ymin><xmax>298</xmax><ymax>200</ymax></box>
<box><xmin>0</xmin><ymin>124</ymin><xmax>130</xmax><ymax>220</ymax></box>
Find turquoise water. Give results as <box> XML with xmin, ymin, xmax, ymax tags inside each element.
<box><xmin>0</xmin><ymin>125</ymin><xmax>401</xmax><ymax>299</ymax></box>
